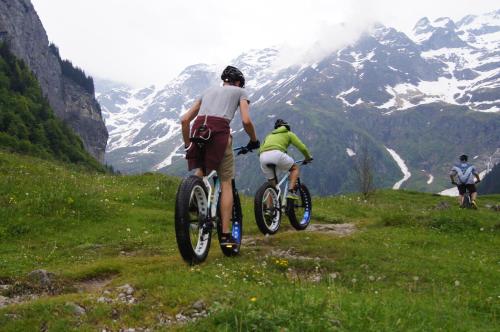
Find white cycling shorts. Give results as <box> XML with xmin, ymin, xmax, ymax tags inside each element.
<box><xmin>259</xmin><ymin>150</ymin><xmax>294</xmax><ymax>180</ymax></box>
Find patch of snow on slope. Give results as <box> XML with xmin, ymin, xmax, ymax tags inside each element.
<box><xmin>346</xmin><ymin>148</ymin><xmax>356</xmax><ymax>157</ymax></box>
<box><xmin>439</xmin><ymin>187</ymin><xmax>459</xmax><ymax>197</ymax></box>
<box><xmin>153</xmin><ymin>144</ymin><xmax>184</xmax><ymax>171</ymax></box>
<box><xmin>385</xmin><ymin>147</ymin><xmax>412</xmax><ymax>189</ymax></box>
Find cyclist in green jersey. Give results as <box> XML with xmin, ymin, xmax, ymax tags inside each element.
<box><xmin>259</xmin><ymin>119</ymin><xmax>313</xmax><ymax>199</ymax></box>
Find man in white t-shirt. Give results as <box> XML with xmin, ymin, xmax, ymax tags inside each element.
<box><xmin>181</xmin><ymin>66</ymin><xmax>259</xmax><ymax>246</ymax></box>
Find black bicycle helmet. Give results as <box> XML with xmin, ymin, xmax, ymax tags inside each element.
<box><xmin>459</xmin><ymin>154</ymin><xmax>468</xmax><ymax>162</ymax></box>
<box><xmin>274</xmin><ymin>119</ymin><xmax>290</xmax><ymax>131</ymax></box>
<box><xmin>221</xmin><ymin>65</ymin><xmax>245</xmax><ymax>88</ymax></box>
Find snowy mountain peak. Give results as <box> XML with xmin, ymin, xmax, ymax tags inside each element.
<box><xmin>231</xmin><ymin>47</ymin><xmax>280</xmax><ymax>90</ymax></box>
<box><xmin>414</xmin><ymin>17</ymin><xmax>431</xmax><ymax>29</ymax></box>
<box><xmin>433</xmin><ymin>17</ymin><xmax>456</xmax><ymax>29</ymax></box>
<box><xmin>232</xmin><ymin>47</ymin><xmax>279</xmax><ymax>69</ymax></box>
<box><xmin>412</xmin><ymin>15</ymin><xmax>465</xmax><ymax>47</ymax></box>
<box><xmin>180</xmin><ymin>63</ymin><xmax>217</xmax><ymax>76</ymax></box>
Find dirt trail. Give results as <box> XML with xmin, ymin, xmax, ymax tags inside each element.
<box><xmin>243</xmin><ymin>222</ymin><xmax>357</xmax><ymax>246</ymax></box>
<box><xmin>305</xmin><ymin>223</ymin><xmax>356</xmax><ymax>236</ymax></box>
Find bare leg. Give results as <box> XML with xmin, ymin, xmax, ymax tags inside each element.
<box><xmin>471</xmin><ymin>192</ymin><xmax>478</xmax><ymax>201</ymax></box>
<box><xmin>459</xmin><ymin>195</ymin><xmax>464</xmax><ymax>206</ymax></box>
<box><xmin>289</xmin><ymin>164</ymin><xmax>300</xmax><ymax>191</ymax></box>
<box><xmin>220</xmin><ymin>179</ymin><xmax>233</xmax><ymax>234</ymax></box>
<box><xmin>194</xmin><ymin>168</ymin><xmax>204</xmax><ymax>177</ymax></box>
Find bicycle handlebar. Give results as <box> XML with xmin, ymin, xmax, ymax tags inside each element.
<box><xmin>295</xmin><ymin>158</ymin><xmax>313</xmax><ymax>165</ymax></box>
<box><xmin>234</xmin><ymin>146</ymin><xmax>255</xmax><ymax>155</ymax></box>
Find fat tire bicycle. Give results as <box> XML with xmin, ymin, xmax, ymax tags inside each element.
<box><xmin>254</xmin><ymin>159</ymin><xmax>312</xmax><ymax>235</ymax></box>
<box><xmin>175</xmin><ymin>146</ymin><xmax>250</xmax><ymax>265</ymax></box>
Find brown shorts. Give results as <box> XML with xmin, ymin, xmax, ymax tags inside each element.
<box><xmin>457</xmin><ymin>184</ymin><xmax>476</xmax><ymax>195</ymax></box>
<box><xmin>216</xmin><ymin>137</ymin><xmax>234</xmax><ymax>181</ymax></box>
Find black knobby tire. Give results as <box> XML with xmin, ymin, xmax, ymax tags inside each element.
<box><xmin>462</xmin><ymin>192</ymin><xmax>472</xmax><ymax>209</ymax></box>
<box><xmin>254</xmin><ymin>182</ymin><xmax>282</xmax><ymax>235</ymax></box>
<box><xmin>175</xmin><ymin>176</ymin><xmax>211</xmax><ymax>264</ymax></box>
<box><xmin>217</xmin><ymin>182</ymin><xmax>243</xmax><ymax>256</ymax></box>
<box><xmin>287</xmin><ymin>183</ymin><xmax>312</xmax><ymax>230</ymax></box>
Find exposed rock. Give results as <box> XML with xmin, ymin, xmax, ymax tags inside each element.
<box><xmin>175</xmin><ymin>313</ymin><xmax>189</xmax><ymax>323</ymax></box>
<box><xmin>0</xmin><ymin>294</ymin><xmax>38</xmax><ymax>308</ymax></box>
<box><xmin>97</xmin><ymin>296</ymin><xmax>112</xmax><ymax>304</ymax></box>
<box><xmin>66</xmin><ymin>302</ymin><xmax>86</xmax><ymax>316</ymax></box>
<box><xmin>157</xmin><ymin>313</ymin><xmax>174</xmax><ymax>327</ymax></box>
<box><xmin>117</xmin><ymin>284</ymin><xmax>134</xmax><ymax>295</ymax></box>
<box><xmin>0</xmin><ymin>0</ymin><xmax>107</xmax><ymax>161</ymax></box>
<box><xmin>192</xmin><ymin>300</ymin><xmax>205</xmax><ymax>311</ymax></box>
<box><xmin>27</xmin><ymin>269</ymin><xmax>55</xmax><ymax>288</ymax></box>
<box><xmin>115</xmin><ymin>284</ymin><xmax>137</xmax><ymax>304</ymax></box>
<box><xmin>0</xmin><ymin>284</ymin><xmax>11</xmax><ymax>291</ymax></box>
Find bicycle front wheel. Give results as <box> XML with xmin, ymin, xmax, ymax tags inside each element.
<box><xmin>175</xmin><ymin>176</ymin><xmax>212</xmax><ymax>264</ymax></box>
<box><xmin>254</xmin><ymin>182</ymin><xmax>282</xmax><ymax>234</ymax></box>
<box><xmin>287</xmin><ymin>183</ymin><xmax>312</xmax><ymax>230</ymax></box>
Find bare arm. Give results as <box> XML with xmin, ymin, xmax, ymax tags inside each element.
<box><xmin>474</xmin><ymin>173</ymin><xmax>481</xmax><ymax>183</ymax></box>
<box><xmin>239</xmin><ymin>100</ymin><xmax>257</xmax><ymax>141</ymax></box>
<box><xmin>180</xmin><ymin>100</ymin><xmax>201</xmax><ymax>147</ymax></box>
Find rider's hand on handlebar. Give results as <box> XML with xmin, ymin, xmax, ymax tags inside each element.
<box><xmin>475</xmin><ymin>179</ymin><xmax>481</xmax><ymax>184</ymax></box>
<box><xmin>246</xmin><ymin>140</ymin><xmax>260</xmax><ymax>151</ymax></box>
<box><xmin>237</xmin><ymin>147</ymin><xmax>249</xmax><ymax>155</ymax></box>
<box><xmin>303</xmin><ymin>158</ymin><xmax>314</xmax><ymax>165</ymax></box>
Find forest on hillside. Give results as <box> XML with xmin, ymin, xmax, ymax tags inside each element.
<box><xmin>0</xmin><ymin>42</ymin><xmax>102</xmax><ymax>170</ymax></box>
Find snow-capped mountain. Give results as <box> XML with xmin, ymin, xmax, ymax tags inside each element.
<box><xmin>97</xmin><ymin>48</ymin><xmax>279</xmax><ymax>173</ymax></box>
<box><xmin>97</xmin><ymin>10</ymin><xmax>500</xmax><ymax>194</ymax></box>
<box><xmin>251</xmin><ymin>10</ymin><xmax>500</xmax><ymax>113</ymax></box>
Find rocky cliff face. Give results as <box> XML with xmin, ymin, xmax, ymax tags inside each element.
<box><xmin>0</xmin><ymin>0</ymin><xmax>107</xmax><ymax>161</ymax></box>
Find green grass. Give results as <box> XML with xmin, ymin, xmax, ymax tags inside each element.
<box><xmin>0</xmin><ymin>150</ymin><xmax>499</xmax><ymax>331</ymax></box>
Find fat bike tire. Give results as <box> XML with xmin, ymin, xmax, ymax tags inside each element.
<box><xmin>254</xmin><ymin>182</ymin><xmax>282</xmax><ymax>235</ymax></box>
<box><xmin>175</xmin><ymin>176</ymin><xmax>211</xmax><ymax>264</ymax></box>
<box><xmin>287</xmin><ymin>183</ymin><xmax>312</xmax><ymax>230</ymax></box>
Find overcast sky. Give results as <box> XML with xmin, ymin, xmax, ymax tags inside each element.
<box><xmin>31</xmin><ymin>0</ymin><xmax>499</xmax><ymax>87</ymax></box>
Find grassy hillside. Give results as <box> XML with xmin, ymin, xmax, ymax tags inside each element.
<box><xmin>0</xmin><ymin>151</ymin><xmax>499</xmax><ymax>331</ymax></box>
<box><xmin>0</xmin><ymin>43</ymin><xmax>103</xmax><ymax>171</ymax></box>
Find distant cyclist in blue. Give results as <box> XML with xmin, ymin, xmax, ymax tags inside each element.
<box><xmin>449</xmin><ymin>154</ymin><xmax>481</xmax><ymax>208</ymax></box>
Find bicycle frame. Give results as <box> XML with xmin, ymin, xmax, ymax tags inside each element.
<box><xmin>199</xmin><ymin>146</ymin><xmax>250</xmax><ymax>221</ymax></box>
<box><xmin>272</xmin><ymin>160</ymin><xmax>306</xmax><ymax>208</ymax></box>
<box><xmin>200</xmin><ymin>170</ymin><xmax>219</xmax><ymax>221</ymax></box>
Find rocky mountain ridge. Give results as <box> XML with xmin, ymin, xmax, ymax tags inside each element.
<box><xmin>0</xmin><ymin>0</ymin><xmax>107</xmax><ymax>161</ymax></box>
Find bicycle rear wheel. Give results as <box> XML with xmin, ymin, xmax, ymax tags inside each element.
<box><xmin>175</xmin><ymin>176</ymin><xmax>212</xmax><ymax>264</ymax></box>
<box><xmin>462</xmin><ymin>192</ymin><xmax>472</xmax><ymax>209</ymax></box>
<box><xmin>254</xmin><ymin>182</ymin><xmax>281</xmax><ymax>234</ymax></box>
<box><xmin>287</xmin><ymin>183</ymin><xmax>312</xmax><ymax>230</ymax></box>
<box><xmin>217</xmin><ymin>180</ymin><xmax>243</xmax><ymax>256</ymax></box>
